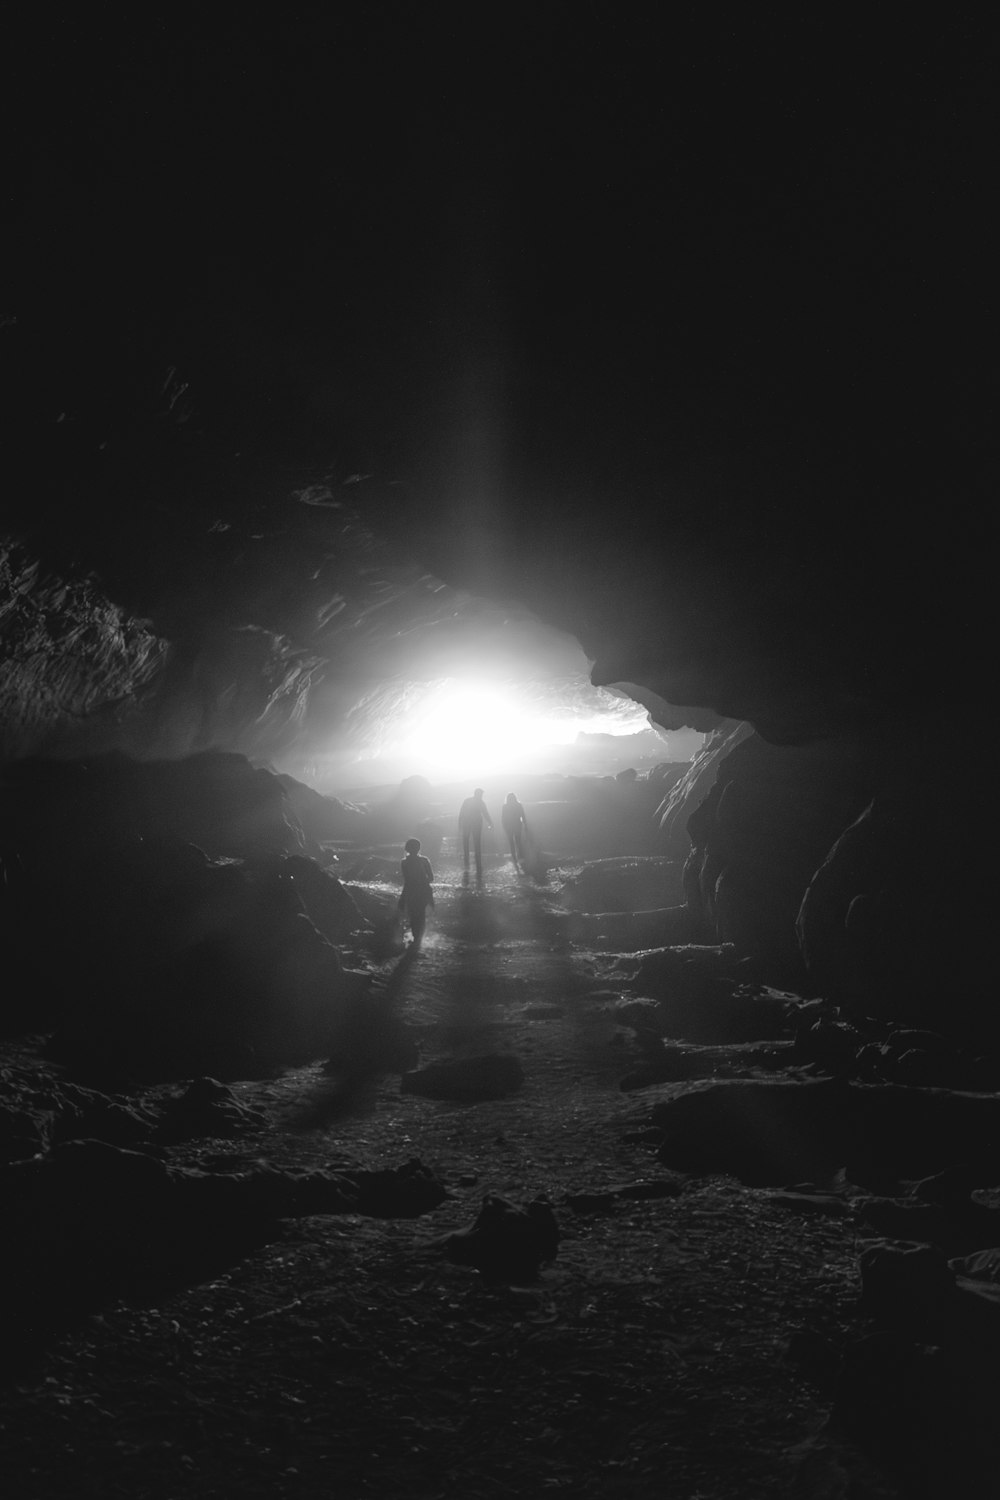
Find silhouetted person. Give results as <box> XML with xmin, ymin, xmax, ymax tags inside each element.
<box><xmin>400</xmin><ymin>837</ymin><xmax>434</xmax><ymax>948</ymax></box>
<box><xmin>501</xmin><ymin>791</ymin><xmax>528</xmax><ymax>866</ymax></box>
<box><xmin>458</xmin><ymin>788</ymin><xmax>493</xmax><ymax>884</ymax></box>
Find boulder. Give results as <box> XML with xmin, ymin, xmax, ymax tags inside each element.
<box><xmin>566</xmin><ymin>906</ymin><xmax>697</xmax><ymax>950</ymax></box>
<box><xmin>629</xmin><ymin>942</ymin><xmax>745</xmax><ymax>1000</ymax></box>
<box><xmin>0</xmin><ymin>1074</ymin><xmax>158</xmax><ymax>1161</ymax></box>
<box><xmin>793</xmin><ymin>1015</ymin><xmax>864</xmax><ymax>1076</ymax></box>
<box><xmin>853</xmin><ymin>1029</ymin><xmax>999</xmax><ymax>1091</ymax></box>
<box><xmin>858</xmin><ymin>1237</ymin><xmax>1000</xmax><ymax>1355</ymax></box>
<box><xmin>281</xmin><ymin>855</ymin><xmax>369</xmax><ymax>943</ymax></box>
<box><xmin>651</xmin><ymin>1077</ymin><xmax>1000</xmax><ymax>1187</ymax></box>
<box><xmin>557</xmin><ymin>857</ymin><xmax>685</xmax><ymax>913</ymax></box>
<box><xmin>156</xmin><ymin>1077</ymin><xmax>269</xmax><ymax>1143</ymax></box>
<box><xmin>949</xmin><ymin>1247</ymin><xmax>1000</xmax><ymax>1284</ymax></box>
<box><xmin>44</xmin><ymin>853</ymin><xmax>372</xmax><ymax>1081</ymax></box>
<box><xmin>619</xmin><ymin>1039</ymin><xmax>795</xmax><ymax>1091</ymax></box>
<box><xmin>342</xmin><ymin>853</ymin><xmax>403</xmax><ymax>883</ymax></box>
<box><xmin>401</xmin><ymin>1054</ymin><xmax>525</xmax><ymax>1102</ymax></box>
<box><xmin>342</xmin><ymin>1159</ymin><xmax>450</xmax><ymax>1217</ymax></box>
<box><xmin>859</xmin><ymin>1239</ymin><xmax>957</xmax><ymax>1335</ymax></box>
<box><xmin>854</xmin><ymin>1196</ymin><xmax>1000</xmax><ymax>1257</ymax></box>
<box><xmin>7</xmin><ymin>1139</ymin><xmax>174</xmax><ymax>1277</ymax></box>
<box><xmin>832</xmin><ymin>1333</ymin><xmax>963</xmax><ymax>1486</ymax></box>
<box><xmin>627</xmin><ymin>944</ymin><xmax>799</xmax><ymax>1042</ymax></box>
<box><xmin>652</xmin><ymin>1077</ymin><xmax>851</xmax><ymax>1185</ymax></box>
<box><xmin>442</xmin><ymin>1195</ymin><xmax>559</xmax><ymax>1283</ymax></box>
<box><xmin>275</xmin><ymin>774</ymin><xmax>366</xmax><ymax>849</ymax></box>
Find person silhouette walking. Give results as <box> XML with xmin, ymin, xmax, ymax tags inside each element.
<box><xmin>458</xmin><ymin>787</ymin><xmax>493</xmax><ymax>884</ymax></box>
<box><xmin>399</xmin><ymin>837</ymin><xmax>434</xmax><ymax>948</ymax></box>
<box><xmin>501</xmin><ymin>791</ymin><xmax>528</xmax><ymax>866</ymax></box>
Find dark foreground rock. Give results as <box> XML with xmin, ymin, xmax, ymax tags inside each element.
<box><xmin>401</xmin><ymin>1053</ymin><xmax>525</xmax><ymax>1102</ymax></box>
<box><xmin>557</xmin><ymin>857</ymin><xmax>685</xmax><ymax>914</ymax></box>
<box><xmin>564</xmin><ymin>1175</ymin><xmax>687</xmax><ymax>1215</ymax></box>
<box><xmin>280</xmin><ymin>854</ymin><xmax>370</xmax><ymax>944</ymax></box>
<box><xmin>442</xmin><ymin>1194</ymin><xmax>560</xmax><ymax>1283</ymax></box>
<box><xmin>618</xmin><ymin>1039</ymin><xmax>796</xmax><ymax>1091</ymax></box>
<box><xmin>567</xmin><ymin>906</ymin><xmax>698</xmax><ymax>950</ymax></box>
<box><xmin>650</xmin><ymin>1078</ymin><xmax>1000</xmax><ymax>1187</ymax></box>
<box><xmin>624</xmin><ymin>944</ymin><xmax>799</xmax><ymax>1043</ymax></box>
<box><xmin>156</xmin><ymin>1076</ymin><xmax>269</xmax><ymax>1143</ymax></box>
<box><xmin>831</xmin><ymin>1238</ymin><xmax>1000</xmax><ymax>1492</ymax></box>
<box><xmin>0</xmin><ymin>757</ymin><xmax>384</xmax><ymax>1080</ymax></box>
<box><xmin>2</xmin><ymin>1139</ymin><xmax>450</xmax><ymax>1349</ymax></box>
<box><xmin>854</xmin><ymin>1195</ymin><xmax>1000</xmax><ymax>1258</ymax></box>
<box><xmin>0</xmin><ymin>1068</ymin><xmax>160</xmax><ymax>1161</ymax></box>
<box><xmin>343</xmin><ymin>1159</ymin><xmax>451</xmax><ymax>1218</ymax></box>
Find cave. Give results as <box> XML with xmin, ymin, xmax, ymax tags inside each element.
<box><xmin>1</xmin><ymin>11</ymin><xmax>993</xmax><ymax>1497</ymax></box>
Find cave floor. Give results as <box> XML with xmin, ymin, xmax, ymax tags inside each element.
<box><xmin>1</xmin><ymin>853</ymin><xmax>897</xmax><ymax>1499</ymax></box>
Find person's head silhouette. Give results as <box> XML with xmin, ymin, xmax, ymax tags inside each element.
<box><xmin>404</xmin><ymin>837</ymin><xmax>421</xmax><ymax>855</ymax></box>
<box><xmin>474</xmin><ymin>788</ymin><xmax>484</xmax><ymax>799</ymax></box>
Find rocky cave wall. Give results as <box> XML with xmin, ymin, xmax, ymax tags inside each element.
<box><xmin>2</xmin><ymin>9</ymin><xmax>990</xmax><ymax>1060</ymax></box>
<box><xmin>0</xmin><ymin>494</ymin><xmax>474</xmax><ymax>770</ymax></box>
<box><xmin>1</xmin><ymin>495</ymin><xmax>991</xmax><ymax>1057</ymax></box>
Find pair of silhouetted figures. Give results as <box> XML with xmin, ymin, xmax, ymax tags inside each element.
<box><xmin>458</xmin><ymin>788</ymin><xmax>529</xmax><ymax>883</ymax></box>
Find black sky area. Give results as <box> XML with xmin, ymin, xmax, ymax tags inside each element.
<box><xmin>2</xmin><ymin>8</ymin><xmax>992</xmax><ymax>642</ymax></box>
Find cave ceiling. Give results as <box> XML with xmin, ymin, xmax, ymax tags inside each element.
<box><xmin>1</xmin><ymin>11</ymin><xmax>990</xmax><ymax>758</ymax></box>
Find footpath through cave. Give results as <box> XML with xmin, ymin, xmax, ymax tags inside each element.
<box><xmin>3</xmin><ymin>840</ymin><xmax>879</xmax><ymax>1500</ymax></box>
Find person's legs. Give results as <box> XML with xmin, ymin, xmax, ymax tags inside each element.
<box><xmin>411</xmin><ymin>904</ymin><xmax>426</xmax><ymax>946</ymax></box>
<box><xmin>462</xmin><ymin>830</ymin><xmax>471</xmax><ymax>870</ymax></box>
<box><xmin>473</xmin><ymin>827</ymin><xmax>483</xmax><ymax>881</ymax></box>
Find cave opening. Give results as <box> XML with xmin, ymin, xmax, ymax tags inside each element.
<box><xmin>1</xmin><ymin>7</ymin><xmax>993</xmax><ymax>1495</ymax></box>
<box><xmin>297</xmin><ymin>644</ymin><xmax>704</xmax><ymax>792</ymax></box>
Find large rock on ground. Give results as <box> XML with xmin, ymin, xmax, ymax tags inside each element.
<box><xmin>442</xmin><ymin>1195</ymin><xmax>560</xmax><ymax>1283</ymax></box>
<box><xmin>401</xmin><ymin>1054</ymin><xmax>524</xmax><ymax>1102</ymax></box>
<box><xmin>557</xmin><ymin>857</ymin><xmax>685</xmax><ymax>913</ymax></box>
<box><xmin>42</xmin><ymin>847</ymin><xmax>371</xmax><ymax>1081</ymax></box>
<box><xmin>281</xmin><ymin>854</ymin><xmax>369</xmax><ymax>942</ymax></box>
<box><xmin>567</xmin><ymin>906</ymin><xmax>697</xmax><ymax>950</ymax></box>
<box><xmin>3</xmin><ymin>1141</ymin><xmax>450</xmax><ymax>1334</ymax></box>
<box><xmin>626</xmin><ymin>945</ymin><xmax>798</xmax><ymax>1042</ymax></box>
<box><xmin>0</xmin><ymin>753</ymin><xmax>367</xmax><ymax>1043</ymax></box>
<box><xmin>651</xmin><ymin>1078</ymin><xmax>1000</xmax><ymax>1186</ymax></box>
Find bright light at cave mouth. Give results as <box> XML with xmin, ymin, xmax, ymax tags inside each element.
<box><xmin>370</xmin><ymin>677</ymin><xmax>649</xmax><ymax>781</ymax></box>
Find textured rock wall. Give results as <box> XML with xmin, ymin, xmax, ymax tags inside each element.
<box><xmin>0</xmin><ymin>541</ymin><xmax>167</xmax><ymax>760</ymax></box>
<box><xmin>0</xmin><ymin>751</ymin><xmax>374</xmax><ymax>1073</ymax></box>
<box><xmin>0</xmin><ymin>506</ymin><xmax>466</xmax><ymax>768</ymax></box>
<box><xmin>797</xmin><ymin>782</ymin><xmax>995</xmax><ymax>1048</ymax></box>
<box><xmin>677</xmin><ymin>733</ymin><xmax>870</xmax><ymax>981</ymax></box>
<box><xmin>664</xmin><ymin>726</ymin><xmax>992</xmax><ymax>1046</ymax></box>
<box><xmin>2</xmin><ymin>524</ymin><xmax>989</xmax><ymax>1050</ymax></box>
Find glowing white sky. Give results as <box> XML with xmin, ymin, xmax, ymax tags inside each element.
<box><xmin>299</xmin><ymin>605</ymin><xmax>701</xmax><ymax>789</ymax></box>
<box><xmin>366</xmin><ymin>675</ymin><xmax>653</xmax><ymax>779</ymax></box>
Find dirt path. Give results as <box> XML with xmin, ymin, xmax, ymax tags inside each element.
<box><xmin>1</xmin><ymin>854</ymin><xmax>887</xmax><ymax>1499</ymax></box>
